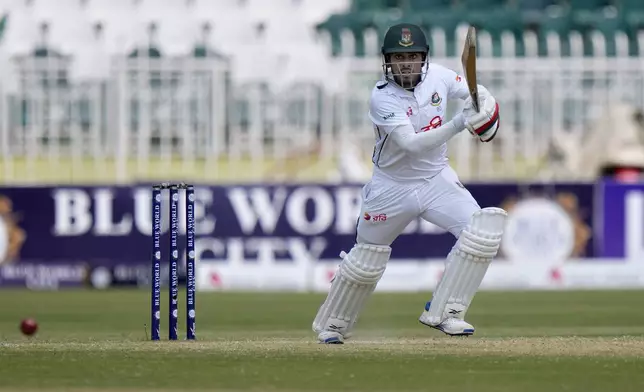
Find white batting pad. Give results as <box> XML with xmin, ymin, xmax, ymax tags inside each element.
<box><xmin>312</xmin><ymin>243</ymin><xmax>391</xmax><ymax>337</ymax></box>
<box><xmin>423</xmin><ymin>207</ymin><xmax>507</xmax><ymax>325</ymax></box>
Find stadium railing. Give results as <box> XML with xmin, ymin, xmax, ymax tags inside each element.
<box><xmin>0</xmin><ymin>26</ymin><xmax>643</xmax><ymax>184</ymax></box>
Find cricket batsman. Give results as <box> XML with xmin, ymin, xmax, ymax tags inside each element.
<box><xmin>312</xmin><ymin>23</ymin><xmax>506</xmax><ymax>344</ymax></box>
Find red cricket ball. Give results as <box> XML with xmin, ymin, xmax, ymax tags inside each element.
<box><xmin>20</xmin><ymin>318</ymin><xmax>38</xmax><ymax>336</ymax></box>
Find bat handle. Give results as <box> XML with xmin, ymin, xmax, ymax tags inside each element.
<box><xmin>472</xmin><ymin>92</ymin><xmax>480</xmax><ymax>113</ymax></box>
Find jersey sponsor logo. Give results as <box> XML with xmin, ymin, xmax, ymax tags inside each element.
<box><xmin>420</xmin><ymin>116</ymin><xmax>443</xmax><ymax>132</ymax></box>
<box><xmin>399</xmin><ymin>28</ymin><xmax>414</xmax><ymax>47</ymax></box>
<box><xmin>455</xmin><ymin>75</ymin><xmax>462</xmax><ymax>82</ymax></box>
<box><xmin>382</xmin><ymin>112</ymin><xmax>395</xmax><ymax>121</ymax></box>
<box><xmin>431</xmin><ymin>92</ymin><xmax>442</xmax><ymax>106</ymax></box>
<box><xmin>406</xmin><ymin>107</ymin><xmax>413</xmax><ymax>117</ymax></box>
<box><xmin>364</xmin><ymin>212</ymin><xmax>387</xmax><ymax>222</ymax></box>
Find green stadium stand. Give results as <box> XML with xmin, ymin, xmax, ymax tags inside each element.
<box><xmin>459</xmin><ymin>0</ymin><xmax>506</xmax><ymax>10</ymax></box>
<box><xmin>625</xmin><ymin>12</ymin><xmax>644</xmax><ymax>30</ymax></box>
<box><xmin>577</xmin><ymin>10</ymin><xmax>637</xmax><ymax>56</ymax></box>
<box><xmin>0</xmin><ymin>13</ymin><xmax>6</xmax><ymax>43</ymax></box>
<box><xmin>406</xmin><ymin>0</ymin><xmax>453</xmax><ymax>10</ymax></box>
<box><xmin>343</xmin><ymin>13</ymin><xmax>369</xmax><ymax>57</ymax></box>
<box><xmin>619</xmin><ymin>0</ymin><xmax>644</xmax><ymax>10</ymax></box>
<box><xmin>620</xmin><ymin>0</ymin><xmax>644</xmax><ymax>31</ymax></box>
<box><xmin>418</xmin><ymin>8</ymin><xmax>464</xmax><ymax>56</ymax></box>
<box><xmin>316</xmin><ymin>14</ymin><xmax>351</xmax><ymax>56</ymax></box>
<box><xmin>316</xmin><ymin>0</ymin><xmax>644</xmax><ymax>57</ymax></box>
<box><xmin>594</xmin><ymin>14</ymin><xmax>626</xmax><ymax>55</ymax></box>
<box><xmin>352</xmin><ymin>0</ymin><xmax>402</xmax><ymax>11</ymax></box>
<box><xmin>368</xmin><ymin>9</ymin><xmax>422</xmax><ymax>35</ymax></box>
<box><xmin>538</xmin><ymin>10</ymin><xmax>576</xmax><ymax>56</ymax></box>
<box><xmin>566</xmin><ymin>0</ymin><xmax>612</xmax><ymax>11</ymax></box>
<box><xmin>127</xmin><ymin>47</ymin><xmax>163</xmax><ymax>58</ymax></box>
<box><xmin>468</xmin><ymin>8</ymin><xmax>526</xmax><ymax>56</ymax></box>
<box><xmin>514</xmin><ymin>0</ymin><xmax>557</xmax><ymax>11</ymax></box>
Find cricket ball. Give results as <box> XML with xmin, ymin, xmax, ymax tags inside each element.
<box><xmin>20</xmin><ymin>318</ymin><xmax>38</xmax><ymax>336</ymax></box>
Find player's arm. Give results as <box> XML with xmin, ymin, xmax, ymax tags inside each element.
<box><xmin>369</xmin><ymin>95</ymin><xmax>468</xmax><ymax>153</ymax></box>
<box><xmin>386</xmin><ymin>118</ymin><xmax>465</xmax><ymax>154</ymax></box>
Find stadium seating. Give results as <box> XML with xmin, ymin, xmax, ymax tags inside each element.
<box><xmin>313</xmin><ymin>0</ymin><xmax>644</xmax><ymax>57</ymax></box>
<box><xmin>407</xmin><ymin>0</ymin><xmax>453</xmax><ymax>9</ymax></box>
<box><xmin>1</xmin><ymin>0</ymin><xmax>641</xmax><ymax>62</ymax></box>
<box><xmin>0</xmin><ymin>0</ymin><xmax>643</xmax><ymax>184</ymax></box>
<box><xmin>515</xmin><ymin>0</ymin><xmax>557</xmax><ymax>11</ymax></box>
<box><xmin>459</xmin><ymin>0</ymin><xmax>506</xmax><ymax>10</ymax></box>
<box><xmin>565</xmin><ymin>0</ymin><xmax>611</xmax><ymax>11</ymax></box>
<box><xmin>620</xmin><ymin>0</ymin><xmax>644</xmax><ymax>10</ymax></box>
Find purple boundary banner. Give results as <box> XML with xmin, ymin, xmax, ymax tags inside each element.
<box><xmin>0</xmin><ymin>263</ymin><xmax>87</xmax><ymax>289</ymax></box>
<box><xmin>0</xmin><ymin>182</ymin><xmax>595</xmax><ymax>269</ymax></box>
<box><xmin>596</xmin><ymin>180</ymin><xmax>644</xmax><ymax>258</ymax></box>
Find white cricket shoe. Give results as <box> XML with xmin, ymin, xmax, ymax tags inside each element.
<box><xmin>419</xmin><ymin>301</ymin><xmax>475</xmax><ymax>336</ymax></box>
<box><xmin>317</xmin><ymin>330</ymin><xmax>344</xmax><ymax>344</ymax></box>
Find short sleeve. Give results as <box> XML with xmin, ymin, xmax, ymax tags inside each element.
<box><xmin>443</xmin><ymin>68</ymin><xmax>470</xmax><ymax>100</ymax></box>
<box><xmin>368</xmin><ymin>93</ymin><xmax>411</xmax><ymax>128</ymax></box>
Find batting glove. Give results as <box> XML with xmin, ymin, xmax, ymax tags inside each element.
<box><xmin>462</xmin><ymin>95</ymin><xmax>500</xmax><ymax>142</ymax></box>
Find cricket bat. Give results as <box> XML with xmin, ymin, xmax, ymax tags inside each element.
<box><xmin>461</xmin><ymin>26</ymin><xmax>479</xmax><ymax>113</ymax></box>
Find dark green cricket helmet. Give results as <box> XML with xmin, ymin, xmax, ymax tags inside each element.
<box><xmin>381</xmin><ymin>23</ymin><xmax>429</xmax><ymax>90</ymax></box>
<box><xmin>381</xmin><ymin>23</ymin><xmax>429</xmax><ymax>56</ymax></box>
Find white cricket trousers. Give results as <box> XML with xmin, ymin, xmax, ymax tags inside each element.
<box><xmin>357</xmin><ymin>166</ymin><xmax>480</xmax><ymax>245</ymax></box>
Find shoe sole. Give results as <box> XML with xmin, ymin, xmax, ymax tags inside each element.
<box><xmin>418</xmin><ymin>319</ymin><xmax>475</xmax><ymax>337</ymax></box>
<box><xmin>421</xmin><ymin>301</ymin><xmax>474</xmax><ymax>336</ymax></box>
<box><xmin>319</xmin><ymin>336</ymin><xmax>344</xmax><ymax>344</ymax></box>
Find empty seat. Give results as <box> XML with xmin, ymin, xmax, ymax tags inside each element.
<box><xmin>460</xmin><ymin>0</ymin><xmax>505</xmax><ymax>10</ymax></box>
<box><xmin>0</xmin><ymin>0</ymin><xmax>24</xmax><ymax>11</ymax></box>
<box><xmin>420</xmin><ymin>8</ymin><xmax>464</xmax><ymax>56</ymax></box>
<box><xmin>1</xmin><ymin>7</ymin><xmax>40</xmax><ymax>56</ymax></box>
<box><xmin>351</xmin><ymin>0</ymin><xmax>402</xmax><ymax>11</ymax></box>
<box><xmin>316</xmin><ymin>13</ymin><xmax>353</xmax><ymax>56</ymax></box>
<box><xmin>586</xmin><ymin>12</ymin><xmax>636</xmax><ymax>55</ymax></box>
<box><xmin>468</xmin><ymin>8</ymin><xmax>524</xmax><ymax>56</ymax></box>
<box><xmin>244</xmin><ymin>0</ymin><xmax>298</xmax><ymax>20</ymax></box>
<box><xmin>619</xmin><ymin>0</ymin><xmax>644</xmax><ymax>11</ymax></box>
<box><xmin>538</xmin><ymin>11</ymin><xmax>576</xmax><ymax>56</ymax></box>
<box><xmin>122</xmin><ymin>0</ymin><xmax>199</xmax><ymax>56</ymax></box>
<box><xmin>299</xmin><ymin>0</ymin><xmax>352</xmax><ymax>23</ymax></box>
<box><xmin>85</xmin><ymin>0</ymin><xmax>136</xmax><ymax>19</ymax></box>
<box><xmin>567</xmin><ymin>0</ymin><xmax>611</xmax><ymax>11</ymax></box>
<box><xmin>263</xmin><ymin>18</ymin><xmax>317</xmax><ymax>45</ymax></box>
<box><xmin>515</xmin><ymin>0</ymin><xmax>557</xmax><ymax>11</ymax></box>
<box><xmin>363</xmin><ymin>9</ymin><xmax>412</xmax><ymax>36</ymax></box>
<box><xmin>85</xmin><ymin>0</ymin><xmax>140</xmax><ymax>55</ymax></box>
<box><xmin>625</xmin><ymin>11</ymin><xmax>644</xmax><ymax>30</ymax></box>
<box><xmin>330</xmin><ymin>12</ymin><xmax>371</xmax><ymax>56</ymax></box>
<box><xmin>407</xmin><ymin>0</ymin><xmax>452</xmax><ymax>10</ymax></box>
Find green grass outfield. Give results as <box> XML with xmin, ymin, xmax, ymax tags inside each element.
<box><xmin>1</xmin><ymin>290</ymin><xmax>644</xmax><ymax>391</ymax></box>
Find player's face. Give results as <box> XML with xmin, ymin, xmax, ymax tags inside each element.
<box><xmin>388</xmin><ymin>52</ymin><xmax>424</xmax><ymax>89</ymax></box>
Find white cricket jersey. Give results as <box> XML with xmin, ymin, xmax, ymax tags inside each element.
<box><xmin>368</xmin><ymin>63</ymin><xmax>471</xmax><ymax>182</ymax></box>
